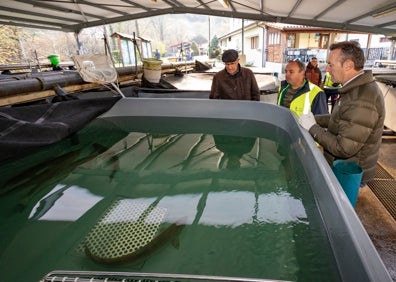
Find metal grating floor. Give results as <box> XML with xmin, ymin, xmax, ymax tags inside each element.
<box><xmin>373</xmin><ymin>162</ymin><xmax>394</xmax><ymax>180</ymax></box>
<box><xmin>367</xmin><ymin>163</ymin><xmax>396</xmax><ymax>221</ymax></box>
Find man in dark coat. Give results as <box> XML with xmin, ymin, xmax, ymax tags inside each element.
<box><xmin>298</xmin><ymin>41</ymin><xmax>385</xmax><ymax>184</ymax></box>
<box><xmin>210</xmin><ymin>49</ymin><xmax>260</xmax><ymax>101</ymax></box>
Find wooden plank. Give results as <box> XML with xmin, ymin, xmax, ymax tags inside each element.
<box><xmin>0</xmin><ymin>76</ymin><xmax>139</xmax><ymax>106</ymax></box>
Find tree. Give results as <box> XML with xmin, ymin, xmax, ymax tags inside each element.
<box><xmin>0</xmin><ymin>26</ymin><xmax>23</xmax><ymax>64</ymax></box>
<box><xmin>209</xmin><ymin>35</ymin><xmax>220</xmax><ymax>59</ymax></box>
<box><xmin>78</xmin><ymin>27</ymin><xmax>106</xmax><ymax>55</ymax></box>
<box><xmin>1</xmin><ymin>15</ymin><xmax>231</xmax><ymax>65</ymax></box>
<box><xmin>190</xmin><ymin>41</ymin><xmax>199</xmax><ymax>56</ymax></box>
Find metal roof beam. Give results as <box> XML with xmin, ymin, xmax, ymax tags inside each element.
<box><xmin>345</xmin><ymin>2</ymin><xmax>396</xmax><ymax>24</ymax></box>
<box><xmin>195</xmin><ymin>0</ymin><xmax>211</xmax><ymax>10</ymax></box>
<box><xmin>0</xmin><ymin>5</ymin><xmax>86</xmax><ymax>24</ymax></box>
<box><xmin>287</xmin><ymin>0</ymin><xmax>303</xmax><ymax>19</ymax></box>
<box><xmin>0</xmin><ymin>20</ymin><xmax>64</xmax><ymax>31</ymax></box>
<box><xmin>2</xmin><ymin>1</ymin><xmax>396</xmax><ymax>36</ymax></box>
<box><xmin>313</xmin><ymin>0</ymin><xmax>346</xmax><ymax>20</ymax></box>
<box><xmin>68</xmin><ymin>7</ymin><xmax>396</xmax><ymax>36</ymax></box>
<box><xmin>13</xmin><ymin>0</ymin><xmax>105</xmax><ymax>20</ymax></box>
<box><xmin>120</xmin><ymin>0</ymin><xmax>154</xmax><ymax>11</ymax></box>
<box><xmin>74</xmin><ymin>0</ymin><xmax>130</xmax><ymax>16</ymax></box>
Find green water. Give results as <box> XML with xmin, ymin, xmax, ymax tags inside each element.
<box><xmin>0</xmin><ymin>117</ymin><xmax>341</xmax><ymax>282</ymax></box>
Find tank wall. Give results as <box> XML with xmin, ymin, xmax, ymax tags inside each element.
<box><xmin>100</xmin><ymin>98</ymin><xmax>392</xmax><ymax>282</ymax></box>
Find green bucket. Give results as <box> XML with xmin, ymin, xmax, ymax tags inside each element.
<box><xmin>332</xmin><ymin>160</ymin><xmax>363</xmax><ymax>207</ymax></box>
<box><xmin>47</xmin><ymin>54</ymin><xmax>60</xmax><ymax>66</ymax></box>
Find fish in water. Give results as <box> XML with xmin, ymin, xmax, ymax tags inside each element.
<box><xmin>85</xmin><ymin>216</ymin><xmax>187</xmax><ymax>265</ymax></box>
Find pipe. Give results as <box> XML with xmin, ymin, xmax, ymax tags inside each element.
<box><xmin>0</xmin><ymin>62</ymin><xmax>197</xmax><ymax>97</ymax></box>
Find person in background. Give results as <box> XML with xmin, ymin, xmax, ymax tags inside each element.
<box><xmin>305</xmin><ymin>57</ymin><xmax>322</xmax><ymax>87</ymax></box>
<box><xmin>185</xmin><ymin>49</ymin><xmax>191</xmax><ymax>61</ymax></box>
<box><xmin>323</xmin><ymin>71</ymin><xmax>342</xmax><ymax>112</ymax></box>
<box><xmin>154</xmin><ymin>49</ymin><xmax>160</xmax><ymax>60</ymax></box>
<box><xmin>298</xmin><ymin>41</ymin><xmax>385</xmax><ymax>184</ymax></box>
<box><xmin>210</xmin><ymin>49</ymin><xmax>260</xmax><ymax>101</ymax></box>
<box><xmin>277</xmin><ymin>60</ymin><xmax>328</xmax><ymax>116</ymax></box>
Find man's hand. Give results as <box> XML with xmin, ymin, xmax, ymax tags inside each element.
<box><xmin>298</xmin><ymin>112</ymin><xmax>316</xmax><ymax>131</ymax></box>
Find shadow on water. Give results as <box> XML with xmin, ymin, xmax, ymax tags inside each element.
<box><xmin>213</xmin><ymin>135</ymin><xmax>257</xmax><ymax>170</ymax></box>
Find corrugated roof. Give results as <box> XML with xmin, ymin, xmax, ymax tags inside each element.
<box><xmin>1</xmin><ymin>0</ymin><xmax>396</xmax><ymax>38</ymax></box>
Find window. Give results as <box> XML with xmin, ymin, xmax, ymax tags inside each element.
<box><xmin>320</xmin><ymin>34</ymin><xmax>329</xmax><ymax>49</ymax></box>
<box><xmin>269</xmin><ymin>31</ymin><xmax>280</xmax><ymax>45</ymax></box>
<box><xmin>287</xmin><ymin>33</ymin><xmax>296</xmax><ymax>48</ymax></box>
<box><xmin>250</xmin><ymin>36</ymin><xmax>259</xmax><ymax>49</ymax></box>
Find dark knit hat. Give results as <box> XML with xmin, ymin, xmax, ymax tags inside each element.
<box><xmin>222</xmin><ymin>49</ymin><xmax>239</xmax><ymax>63</ymax></box>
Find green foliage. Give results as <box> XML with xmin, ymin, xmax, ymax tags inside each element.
<box><xmin>190</xmin><ymin>41</ymin><xmax>199</xmax><ymax>56</ymax></box>
<box><xmin>0</xmin><ymin>26</ymin><xmax>80</xmax><ymax>65</ymax></box>
<box><xmin>0</xmin><ymin>15</ymin><xmax>229</xmax><ymax>65</ymax></box>
<box><xmin>112</xmin><ymin>50</ymin><xmax>121</xmax><ymax>65</ymax></box>
<box><xmin>209</xmin><ymin>35</ymin><xmax>220</xmax><ymax>59</ymax></box>
<box><xmin>0</xmin><ymin>26</ymin><xmax>23</xmax><ymax>64</ymax></box>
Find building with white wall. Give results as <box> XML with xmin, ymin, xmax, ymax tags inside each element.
<box><xmin>218</xmin><ymin>20</ymin><xmax>395</xmax><ymax>74</ymax></box>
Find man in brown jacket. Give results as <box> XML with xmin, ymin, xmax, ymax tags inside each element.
<box><xmin>298</xmin><ymin>41</ymin><xmax>385</xmax><ymax>184</ymax></box>
<box><xmin>209</xmin><ymin>49</ymin><xmax>260</xmax><ymax>101</ymax></box>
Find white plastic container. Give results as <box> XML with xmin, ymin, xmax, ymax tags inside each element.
<box><xmin>143</xmin><ymin>58</ymin><xmax>163</xmax><ymax>83</ymax></box>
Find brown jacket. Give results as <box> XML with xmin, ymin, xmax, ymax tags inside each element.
<box><xmin>210</xmin><ymin>65</ymin><xmax>260</xmax><ymax>101</ymax></box>
<box><xmin>310</xmin><ymin>70</ymin><xmax>385</xmax><ymax>182</ymax></box>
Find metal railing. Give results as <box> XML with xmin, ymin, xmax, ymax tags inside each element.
<box><xmin>41</xmin><ymin>270</ymin><xmax>290</xmax><ymax>282</ymax></box>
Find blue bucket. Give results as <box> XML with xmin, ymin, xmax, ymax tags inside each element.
<box><xmin>332</xmin><ymin>160</ymin><xmax>363</xmax><ymax>207</ymax></box>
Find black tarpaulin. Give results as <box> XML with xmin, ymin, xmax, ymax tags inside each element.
<box><xmin>0</xmin><ymin>96</ymin><xmax>120</xmax><ymax>162</ymax></box>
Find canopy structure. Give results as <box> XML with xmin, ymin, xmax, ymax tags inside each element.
<box><xmin>1</xmin><ymin>0</ymin><xmax>396</xmax><ymax>37</ymax></box>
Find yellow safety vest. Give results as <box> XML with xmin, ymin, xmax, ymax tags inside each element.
<box><xmin>278</xmin><ymin>82</ymin><xmax>322</xmax><ymax>117</ymax></box>
<box><xmin>278</xmin><ymin>81</ymin><xmax>323</xmax><ymax>149</ymax></box>
<box><xmin>323</xmin><ymin>72</ymin><xmax>341</xmax><ymax>88</ymax></box>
